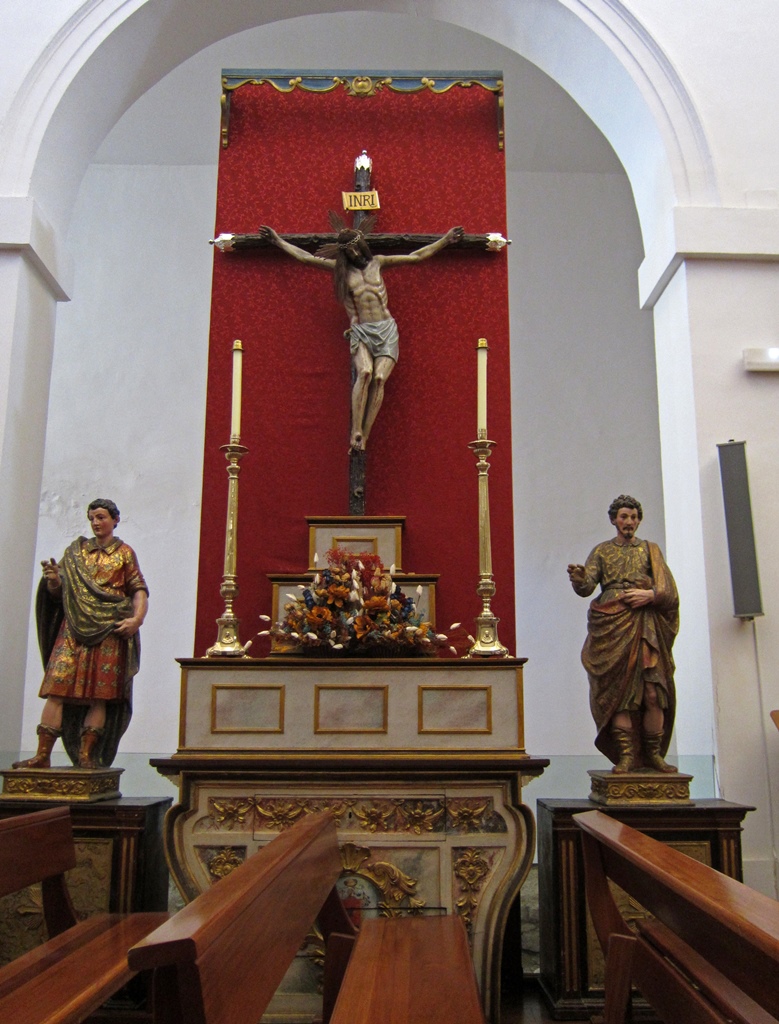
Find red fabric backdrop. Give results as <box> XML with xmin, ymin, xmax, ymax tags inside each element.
<box><xmin>195</xmin><ymin>81</ymin><xmax>515</xmax><ymax>656</ymax></box>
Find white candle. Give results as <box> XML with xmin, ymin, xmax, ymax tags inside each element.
<box><xmin>231</xmin><ymin>340</ymin><xmax>243</xmax><ymax>439</ymax></box>
<box><xmin>477</xmin><ymin>338</ymin><xmax>488</xmax><ymax>434</ymax></box>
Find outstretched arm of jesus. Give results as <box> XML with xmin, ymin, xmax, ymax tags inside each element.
<box><xmin>258</xmin><ymin>226</ymin><xmax>335</xmax><ymax>269</ymax></box>
<box><xmin>378</xmin><ymin>226</ymin><xmax>464</xmax><ymax>267</ymax></box>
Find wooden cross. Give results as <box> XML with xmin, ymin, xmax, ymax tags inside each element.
<box><xmin>211</xmin><ymin>153</ymin><xmax>507</xmax><ymax>515</ymax></box>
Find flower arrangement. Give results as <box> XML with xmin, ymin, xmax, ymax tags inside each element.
<box><xmin>264</xmin><ymin>548</ymin><xmax>461</xmax><ymax>657</ymax></box>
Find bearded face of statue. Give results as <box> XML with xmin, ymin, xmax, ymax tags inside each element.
<box><xmin>612</xmin><ymin>507</ymin><xmax>640</xmax><ymax>543</ymax></box>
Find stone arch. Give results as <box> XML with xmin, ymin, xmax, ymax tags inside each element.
<box><xmin>2</xmin><ymin>0</ymin><xmax>714</xmax><ymax>253</ymax></box>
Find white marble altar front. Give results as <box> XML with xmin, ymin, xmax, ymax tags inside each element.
<box><xmin>154</xmin><ymin>658</ymin><xmax>547</xmax><ymax>1023</ymax></box>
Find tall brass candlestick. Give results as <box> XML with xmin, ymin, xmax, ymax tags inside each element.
<box><xmin>467</xmin><ymin>438</ymin><xmax>509</xmax><ymax>657</ymax></box>
<box><xmin>207</xmin><ymin>341</ymin><xmax>249</xmax><ymax>657</ymax></box>
<box><xmin>467</xmin><ymin>338</ymin><xmax>509</xmax><ymax>658</ymax></box>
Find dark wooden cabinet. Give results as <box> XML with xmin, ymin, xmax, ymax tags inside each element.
<box><xmin>536</xmin><ymin>798</ymin><xmax>752</xmax><ymax>1020</ymax></box>
<box><xmin>0</xmin><ymin>796</ymin><xmax>171</xmax><ymax>965</ymax></box>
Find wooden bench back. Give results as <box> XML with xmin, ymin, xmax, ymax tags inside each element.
<box><xmin>128</xmin><ymin>810</ymin><xmax>343</xmax><ymax>1024</ymax></box>
<box><xmin>574</xmin><ymin>809</ymin><xmax>779</xmax><ymax>1021</ymax></box>
<box><xmin>0</xmin><ymin>806</ymin><xmax>79</xmax><ymax>937</ymax></box>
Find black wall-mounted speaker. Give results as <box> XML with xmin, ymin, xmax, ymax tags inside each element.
<box><xmin>717</xmin><ymin>440</ymin><xmax>763</xmax><ymax>618</ymax></box>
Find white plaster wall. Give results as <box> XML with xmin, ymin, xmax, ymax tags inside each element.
<box><xmin>22</xmin><ymin>163</ymin><xmax>215</xmax><ymax>756</ymax></box>
<box><xmin>627</xmin><ymin>0</ymin><xmax>779</xmax><ymax>206</ymax></box>
<box><xmin>508</xmin><ymin>168</ymin><xmax>664</xmax><ymax>755</ymax></box>
<box><xmin>685</xmin><ymin>260</ymin><xmax>779</xmax><ymax>892</ymax></box>
<box><xmin>0</xmin><ymin>253</ymin><xmax>58</xmax><ymax>759</ymax></box>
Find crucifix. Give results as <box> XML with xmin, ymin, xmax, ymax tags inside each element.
<box><xmin>211</xmin><ymin>151</ymin><xmax>507</xmax><ymax>515</ymax></box>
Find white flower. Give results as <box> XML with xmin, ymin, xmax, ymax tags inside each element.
<box><xmin>258</xmin><ymin>630</ymin><xmax>270</xmax><ymax>637</ymax></box>
<box><xmin>449</xmin><ymin>646</ymin><xmax>457</xmax><ymax>655</ymax></box>
<box><xmin>286</xmin><ymin>593</ymin><xmax>298</xmax><ymax>601</ymax></box>
<box><xmin>297</xmin><ymin>584</ymin><xmax>306</xmax><ymax>590</ymax></box>
<box><xmin>314</xmin><ymin>574</ymin><xmax>320</xmax><ymax>586</ymax></box>
<box><xmin>290</xmin><ymin>632</ymin><xmax>300</xmax><ymax>639</ymax></box>
<box><xmin>449</xmin><ymin>622</ymin><xmax>461</xmax><ymax>630</ymax></box>
<box><xmin>358</xmin><ymin>560</ymin><xmax>364</xmax><ymax>570</ymax></box>
<box><xmin>390</xmin><ymin>563</ymin><xmax>396</xmax><ymax>575</ymax></box>
<box><xmin>467</xmin><ymin>634</ymin><xmax>476</xmax><ymax>644</ymax></box>
<box><xmin>416</xmin><ymin>585</ymin><xmax>423</xmax><ymax>597</ymax></box>
<box><xmin>406</xmin><ymin>625</ymin><xmax>418</xmax><ymax>634</ymax></box>
<box><xmin>349</xmin><ymin>590</ymin><xmax>360</xmax><ymax>602</ymax></box>
<box><xmin>243</xmin><ymin>640</ymin><xmax>253</xmax><ymax>651</ymax></box>
<box><xmin>333</xmin><ymin>643</ymin><xmax>344</xmax><ymax>650</ymax></box>
<box><xmin>259</xmin><ymin>614</ymin><xmax>271</xmax><ymax>622</ymax></box>
<box><xmin>436</xmin><ymin>634</ymin><xmax>447</xmax><ymax>641</ymax></box>
<box><xmin>306</xmin><ymin>632</ymin><xmax>318</xmax><ymax>640</ymax></box>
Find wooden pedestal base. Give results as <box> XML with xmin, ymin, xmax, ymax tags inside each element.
<box><xmin>537</xmin><ymin>798</ymin><xmax>753</xmax><ymax>1021</ymax></box>
<box><xmin>1</xmin><ymin>766</ymin><xmax>123</xmax><ymax>802</ymax></box>
<box><xmin>587</xmin><ymin>769</ymin><xmax>692</xmax><ymax>806</ymax></box>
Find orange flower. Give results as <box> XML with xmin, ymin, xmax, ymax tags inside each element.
<box><xmin>326</xmin><ymin>584</ymin><xmax>351</xmax><ymax>608</ymax></box>
<box><xmin>363</xmin><ymin>596</ymin><xmax>389</xmax><ymax>615</ymax></box>
<box><xmin>307</xmin><ymin>606</ymin><xmax>334</xmax><ymax>628</ymax></box>
<box><xmin>354</xmin><ymin>615</ymin><xmax>374</xmax><ymax>638</ymax></box>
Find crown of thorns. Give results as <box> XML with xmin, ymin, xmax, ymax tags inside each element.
<box><xmin>314</xmin><ymin>210</ymin><xmax>377</xmax><ymax>259</ymax></box>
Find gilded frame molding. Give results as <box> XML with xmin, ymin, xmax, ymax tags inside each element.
<box><xmin>220</xmin><ymin>69</ymin><xmax>504</xmax><ymax>149</ymax></box>
<box><xmin>417</xmin><ymin>685</ymin><xmax>493</xmax><ymax>735</ymax></box>
<box><xmin>210</xmin><ymin>684</ymin><xmax>285</xmax><ymax>734</ymax></box>
<box><xmin>314</xmin><ymin>683</ymin><xmax>389</xmax><ymax>734</ymax></box>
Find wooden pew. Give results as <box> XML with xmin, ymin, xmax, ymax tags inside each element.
<box><xmin>574</xmin><ymin>808</ymin><xmax>779</xmax><ymax>1024</ymax></box>
<box><xmin>329</xmin><ymin>914</ymin><xmax>485</xmax><ymax>1024</ymax></box>
<box><xmin>0</xmin><ymin>805</ymin><xmax>169</xmax><ymax>1024</ymax></box>
<box><xmin>128</xmin><ymin>809</ymin><xmax>353</xmax><ymax>1024</ymax></box>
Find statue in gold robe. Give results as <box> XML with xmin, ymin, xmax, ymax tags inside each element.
<box><xmin>567</xmin><ymin>495</ymin><xmax>679</xmax><ymax>773</ymax></box>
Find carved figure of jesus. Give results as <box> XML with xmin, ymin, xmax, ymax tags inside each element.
<box><xmin>259</xmin><ymin>220</ymin><xmax>463</xmax><ymax>451</ymax></box>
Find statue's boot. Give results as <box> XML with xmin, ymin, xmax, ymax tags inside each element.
<box><xmin>610</xmin><ymin>726</ymin><xmax>638</xmax><ymax>774</ymax></box>
<box><xmin>77</xmin><ymin>727</ymin><xmax>103</xmax><ymax>769</ymax></box>
<box><xmin>642</xmin><ymin>731</ymin><xmax>677</xmax><ymax>773</ymax></box>
<box><xmin>12</xmin><ymin>724</ymin><xmax>61</xmax><ymax>769</ymax></box>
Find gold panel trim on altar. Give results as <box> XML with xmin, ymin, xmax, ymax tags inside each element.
<box><xmin>175</xmin><ymin>660</ymin><xmax>526</xmax><ymax>753</ymax></box>
<box><xmin>210</xmin><ymin>684</ymin><xmax>285</xmax><ymax>734</ymax></box>
<box><xmin>314</xmin><ymin>684</ymin><xmax>389</xmax><ymax>734</ymax></box>
<box><xmin>418</xmin><ymin>685</ymin><xmax>493</xmax><ymax>734</ymax></box>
